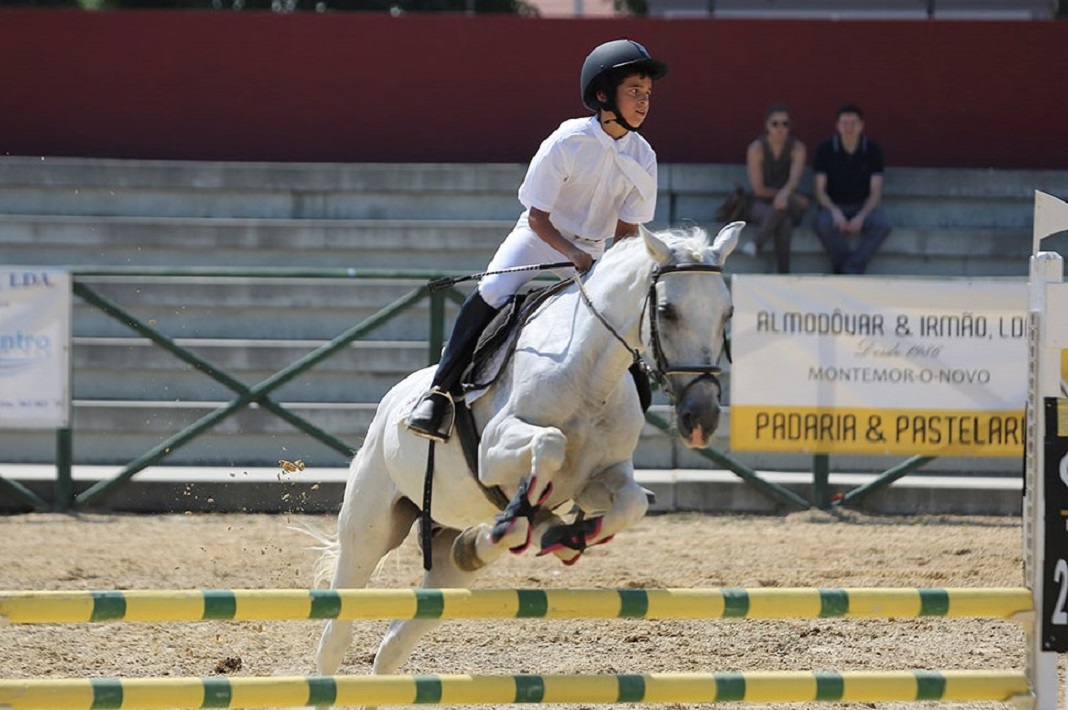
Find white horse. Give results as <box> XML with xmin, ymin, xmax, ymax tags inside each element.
<box><xmin>314</xmin><ymin>221</ymin><xmax>741</xmax><ymax>680</ymax></box>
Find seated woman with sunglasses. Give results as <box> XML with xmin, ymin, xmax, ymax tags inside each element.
<box><xmin>739</xmin><ymin>103</ymin><xmax>809</xmax><ymax>273</ymax></box>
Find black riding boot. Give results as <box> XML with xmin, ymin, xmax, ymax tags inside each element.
<box><xmin>406</xmin><ymin>290</ymin><xmax>498</xmax><ymax>442</ymax></box>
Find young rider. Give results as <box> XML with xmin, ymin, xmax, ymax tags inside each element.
<box><xmin>406</xmin><ymin>38</ymin><xmax>668</xmax><ymax>442</ymax></box>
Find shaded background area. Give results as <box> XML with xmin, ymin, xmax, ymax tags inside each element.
<box><xmin>1</xmin><ymin>8</ymin><xmax>1065</xmax><ymax>168</ymax></box>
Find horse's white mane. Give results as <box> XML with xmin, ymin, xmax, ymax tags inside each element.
<box><xmin>596</xmin><ymin>224</ymin><xmax>715</xmax><ymax>273</ymax></box>
<box><xmin>656</xmin><ymin>225</ymin><xmax>716</xmax><ymax>265</ymax></box>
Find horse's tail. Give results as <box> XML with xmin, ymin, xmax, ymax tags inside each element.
<box><xmin>288</xmin><ymin>520</ymin><xmax>339</xmax><ymax>588</ymax></box>
<box><xmin>290</xmin><ymin>518</ymin><xmax>403</xmax><ymax>588</ymax></box>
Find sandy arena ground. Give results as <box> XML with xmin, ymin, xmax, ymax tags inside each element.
<box><xmin>0</xmin><ymin>509</ymin><xmax>1061</xmax><ymax>709</ymax></box>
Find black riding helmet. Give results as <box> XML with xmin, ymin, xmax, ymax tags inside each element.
<box><xmin>580</xmin><ymin>39</ymin><xmax>667</xmax><ymax>132</ymax></box>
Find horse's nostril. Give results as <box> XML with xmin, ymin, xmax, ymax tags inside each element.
<box><xmin>675</xmin><ymin>386</ymin><xmax>721</xmax><ymax>443</ymax></box>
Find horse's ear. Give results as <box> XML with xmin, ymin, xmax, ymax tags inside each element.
<box><xmin>709</xmin><ymin>221</ymin><xmax>745</xmax><ymax>263</ymax></box>
<box><xmin>640</xmin><ymin>223</ymin><xmax>673</xmax><ymax>265</ymax></box>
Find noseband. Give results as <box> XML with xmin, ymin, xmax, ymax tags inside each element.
<box><xmin>575</xmin><ymin>261</ymin><xmax>727</xmax><ymax>404</ymax></box>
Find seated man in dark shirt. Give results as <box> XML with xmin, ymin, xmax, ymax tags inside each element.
<box><xmin>812</xmin><ymin>103</ymin><xmax>892</xmax><ymax>274</ymax></box>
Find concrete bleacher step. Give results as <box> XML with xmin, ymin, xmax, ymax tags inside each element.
<box><xmin>0</xmin><ymin>215</ymin><xmax>508</xmax><ymax>270</ymax></box>
<box><xmin>665</xmin><ymin>164</ymin><xmax>1068</xmax><ymax>227</ymax></box>
<box><xmin>3</xmin><ymin>213</ymin><xmax>1036</xmax><ymax>278</ymax></box>
<box><xmin>72</xmin><ymin>338</ymin><xmax>431</xmax><ymax>403</ymax></box>
<box><xmin>0</xmin><ymin>157</ymin><xmax>528</xmax><ymax>220</ymax></box>
<box><xmin>0</xmin><ymin>157</ymin><xmax>529</xmax><ymax>194</ymax></box>
<box><xmin>4</xmin><ymin>157</ymin><xmax>1064</xmax><ymax>227</ymax></box>
<box><xmin>72</xmin><ymin>277</ymin><xmax>453</xmax><ymax>340</ymax></box>
<box><xmin>10</xmin><ymin>400</ymin><xmax>376</xmax><ymax>467</ymax></box>
<box><xmin>736</xmin><ymin>227</ymin><xmax>1033</xmax><ymax>277</ymax></box>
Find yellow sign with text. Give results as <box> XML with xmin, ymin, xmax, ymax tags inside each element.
<box><xmin>730</xmin><ymin>405</ymin><xmax>1025</xmax><ymax>457</ymax></box>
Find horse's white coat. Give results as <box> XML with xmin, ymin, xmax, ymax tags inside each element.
<box><xmin>315</xmin><ymin>223</ymin><xmax>742</xmax><ymax>692</ymax></box>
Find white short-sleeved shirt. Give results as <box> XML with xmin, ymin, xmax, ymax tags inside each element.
<box><xmin>517</xmin><ymin>116</ymin><xmax>658</xmax><ymax>244</ymax></box>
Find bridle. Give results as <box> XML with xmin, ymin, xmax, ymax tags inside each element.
<box><xmin>646</xmin><ymin>263</ymin><xmax>729</xmax><ymax>402</ymax></box>
<box><xmin>574</xmin><ymin>262</ymin><xmax>728</xmax><ymax>404</ymax></box>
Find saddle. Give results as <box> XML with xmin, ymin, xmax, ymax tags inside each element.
<box><xmin>462</xmin><ymin>280</ymin><xmax>572</xmax><ymax>396</ymax></box>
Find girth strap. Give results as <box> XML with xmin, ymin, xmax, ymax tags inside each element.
<box><xmin>455</xmin><ymin>403</ymin><xmax>510</xmax><ymax>510</ymax></box>
<box><xmin>419</xmin><ymin>403</ymin><xmax>510</xmax><ymax>572</ymax></box>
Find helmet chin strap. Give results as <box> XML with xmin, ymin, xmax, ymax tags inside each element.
<box><xmin>600</xmin><ymin>95</ymin><xmax>641</xmax><ymax>133</ymax></box>
<box><xmin>603</xmin><ymin>114</ymin><xmax>641</xmax><ymax>133</ymax></box>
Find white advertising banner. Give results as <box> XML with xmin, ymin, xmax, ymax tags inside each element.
<box><xmin>0</xmin><ymin>268</ymin><xmax>71</xmax><ymax>429</ymax></box>
<box><xmin>729</xmin><ymin>276</ymin><xmax>1027</xmax><ymax>457</ymax></box>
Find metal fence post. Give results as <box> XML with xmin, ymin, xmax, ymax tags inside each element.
<box><xmin>428</xmin><ymin>289</ymin><xmax>447</xmax><ymax>365</ymax></box>
<box><xmin>54</xmin><ymin>427</ymin><xmax>73</xmax><ymax>512</ymax></box>
<box><xmin>812</xmin><ymin>454</ymin><xmax>830</xmax><ymax>509</ymax></box>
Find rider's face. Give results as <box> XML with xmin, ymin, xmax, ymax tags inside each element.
<box><xmin>598</xmin><ymin>73</ymin><xmax>653</xmax><ymax>137</ymax></box>
<box><xmin>613</xmin><ymin>74</ymin><xmax>654</xmax><ymax>129</ymax></box>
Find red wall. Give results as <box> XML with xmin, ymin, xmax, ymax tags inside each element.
<box><xmin>1</xmin><ymin>9</ymin><xmax>1065</xmax><ymax>168</ymax></box>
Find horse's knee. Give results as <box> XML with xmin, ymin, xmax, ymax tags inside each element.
<box><xmin>575</xmin><ymin>466</ymin><xmax>649</xmax><ymax>525</ymax></box>
<box><xmin>530</xmin><ymin>427</ymin><xmax>566</xmax><ymax>474</ymax></box>
<box><xmin>613</xmin><ymin>482</ymin><xmax>649</xmax><ymax>525</ymax></box>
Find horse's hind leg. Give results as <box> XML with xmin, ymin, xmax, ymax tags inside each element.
<box><xmin>315</xmin><ymin>454</ymin><xmax>420</xmax><ymax>676</ymax></box>
<box><xmin>372</xmin><ymin>527</ymin><xmax>485</xmax><ymax>675</ymax></box>
<box><xmin>573</xmin><ymin>462</ymin><xmax>648</xmax><ymax>543</ymax></box>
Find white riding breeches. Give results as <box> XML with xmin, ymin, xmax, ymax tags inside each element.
<box><xmin>477</xmin><ymin>222</ymin><xmax>605</xmax><ymax>309</ymax></box>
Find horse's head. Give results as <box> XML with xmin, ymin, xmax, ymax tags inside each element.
<box><xmin>640</xmin><ymin>221</ymin><xmax>742</xmax><ymax>448</ymax></box>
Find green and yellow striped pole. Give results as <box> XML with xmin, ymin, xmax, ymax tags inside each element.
<box><xmin>0</xmin><ymin>587</ymin><xmax>1034</xmax><ymax>624</ymax></box>
<box><xmin>0</xmin><ymin>671</ymin><xmax>1031</xmax><ymax>709</ymax></box>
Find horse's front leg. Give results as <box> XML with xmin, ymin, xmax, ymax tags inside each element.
<box><xmin>451</xmin><ymin>417</ymin><xmax>567</xmax><ymax>571</ymax></box>
<box><xmin>536</xmin><ymin>461</ymin><xmax>648</xmax><ymax>564</ymax></box>
<box><xmin>348</xmin><ymin>528</ymin><xmax>485</xmax><ymax>710</ymax></box>
<box><xmin>373</xmin><ymin>528</ymin><xmax>484</xmax><ymax>673</ymax></box>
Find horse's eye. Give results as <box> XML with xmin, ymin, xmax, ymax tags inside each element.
<box><xmin>657</xmin><ymin>303</ymin><xmax>677</xmax><ymax>321</ymax></box>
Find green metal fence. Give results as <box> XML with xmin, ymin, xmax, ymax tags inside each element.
<box><xmin>0</xmin><ymin>268</ymin><xmax>937</xmax><ymax>513</ymax></box>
